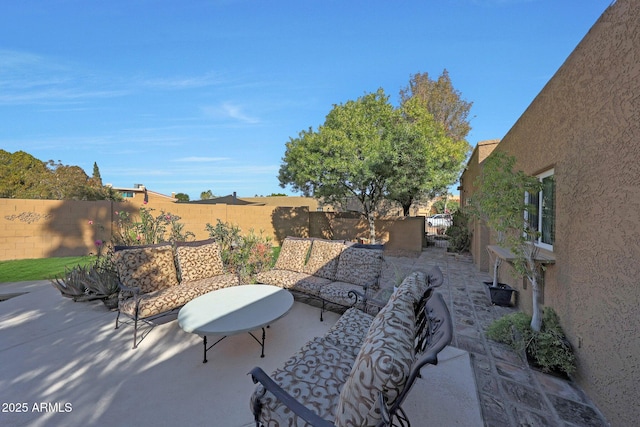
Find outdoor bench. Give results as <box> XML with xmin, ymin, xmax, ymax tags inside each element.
<box><xmin>113</xmin><ymin>239</ymin><xmax>239</xmax><ymax>348</ymax></box>
<box><xmin>249</xmin><ymin>268</ymin><xmax>452</xmax><ymax>427</ymax></box>
<box><xmin>255</xmin><ymin>237</ymin><xmax>384</xmax><ymax>320</ymax></box>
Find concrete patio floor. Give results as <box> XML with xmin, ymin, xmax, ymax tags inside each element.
<box><xmin>0</xmin><ymin>246</ymin><xmax>608</xmax><ymax>426</ymax></box>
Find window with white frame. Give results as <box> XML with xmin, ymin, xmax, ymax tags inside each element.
<box><xmin>525</xmin><ymin>169</ymin><xmax>555</xmax><ymax>251</ymax></box>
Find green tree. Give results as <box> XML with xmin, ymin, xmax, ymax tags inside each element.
<box><xmin>279</xmin><ymin>89</ymin><xmax>397</xmax><ymax>242</ymax></box>
<box><xmin>200</xmin><ymin>189</ymin><xmax>215</xmax><ymax>200</ymax></box>
<box><xmin>390</xmin><ymin>70</ymin><xmax>472</xmax><ymax>215</ymax></box>
<box><xmin>92</xmin><ymin>162</ymin><xmax>102</xmax><ymax>186</ymax></box>
<box><xmin>471</xmin><ymin>151</ymin><xmax>544</xmax><ymax>331</ymax></box>
<box><xmin>0</xmin><ymin>150</ymin><xmax>52</xmax><ymax>198</ymax></box>
<box><xmin>0</xmin><ymin>150</ymin><xmax>122</xmax><ymax>201</ymax></box>
<box><xmin>432</xmin><ymin>194</ymin><xmax>460</xmax><ymax>214</ymax></box>
<box><xmin>174</xmin><ymin>192</ymin><xmax>190</xmax><ymax>202</ymax></box>
<box><xmin>46</xmin><ymin>161</ymin><xmax>92</xmax><ymax>200</ymax></box>
<box><xmin>400</xmin><ymin>69</ymin><xmax>473</xmax><ymax>142</ymax></box>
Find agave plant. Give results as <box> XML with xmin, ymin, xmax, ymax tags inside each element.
<box><xmin>50</xmin><ymin>265</ymin><xmax>93</xmax><ymax>302</ymax></box>
<box><xmin>51</xmin><ymin>253</ymin><xmax>121</xmax><ymax>306</ymax></box>
<box><xmin>83</xmin><ymin>263</ymin><xmax>120</xmax><ymax>299</ymax></box>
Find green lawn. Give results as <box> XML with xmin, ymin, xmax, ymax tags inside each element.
<box><xmin>0</xmin><ymin>246</ymin><xmax>281</xmax><ymax>283</ymax></box>
<box><xmin>0</xmin><ymin>256</ymin><xmax>94</xmax><ymax>283</ymax></box>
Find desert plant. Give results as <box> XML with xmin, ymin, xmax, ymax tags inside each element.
<box><xmin>112</xmin><ymin>207</ymin><xmax>194</xmax><ymax>246</ymax></box>
<box><xmin>50</xmin><ymin>264</ymin><xmax>92</xmax><ymax>301</ymax></box>
<box><xmin>206</xmin><ymin>220</ymin><xmax>275</xmax><ymax>283</ymax></box>
<box><xmin>487</xmin><ymin>308</ymin><xmax>576</xmax><ymax>376</ymax></box>
<box><xmin>51</xmin><ymin>242</ymin><xmax>121</xmax><ymax>307</ymax></box>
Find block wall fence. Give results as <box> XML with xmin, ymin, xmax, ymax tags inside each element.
<box><xmin>0</xmin><ymin>199</ymin><xmax>425</xmax><ymax>261</ymax></box>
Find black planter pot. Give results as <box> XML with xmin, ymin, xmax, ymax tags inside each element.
<box><xmin>483</xmin><ymin>282</ymin><xmax>516</xmax><ymax>306</ymax></box>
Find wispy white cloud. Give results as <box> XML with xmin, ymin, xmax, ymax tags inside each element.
<box><xmin>202</xmin><ymin>102</ymin><xmax>261</xmax><ymax>124</ymax></box>
<box><xmin>0</xmin><ymin>49</ymin><xmax>128</xmax><ymax>105</ymax></box>
<box><xmin>141</xmin><ymin>73</ymin><xmax>226</xmax><ymax>90</ymax></box>
<box><xmin>174</xmin><ymin>156</ymin><xmax>230</xmax><ymax>162</ymax></box>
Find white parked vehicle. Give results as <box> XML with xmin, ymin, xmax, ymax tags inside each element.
<box><xmin>426</xmin><ymin>213</ymin><xmax>452</xmax><ymax>228</ymax></box>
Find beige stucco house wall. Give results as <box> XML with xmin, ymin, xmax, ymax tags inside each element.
<box><xmin>460</xmin><ymin>2</ymin><xmax>639</xmax><ymax>425</ymax></box>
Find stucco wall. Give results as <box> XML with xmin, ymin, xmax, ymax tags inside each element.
<box><xmin>0</xmin><ymin>199</ymin><xmax>425</xmax><ymax>262</ymax></box>
<box><xmin>460</xmin><ymin>140</ymin><xmax>500</xmax><ymax>272</ymax></box>
<box><xmin>462</xmin><ymin>2</ymin><xmax>639</xmax><ymax>424</ymax></box>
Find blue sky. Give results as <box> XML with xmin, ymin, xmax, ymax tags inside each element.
<box><xmin>1</xmin><ymin>0</ymin><xmax>612</xmax><ymax>200</ymax></box>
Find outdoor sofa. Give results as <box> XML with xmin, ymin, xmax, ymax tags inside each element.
<box><xmin>113</xmin><ymin>239</ymin><xmax>239</xmax><ymax>348</ymax></box>
<box><xmin>255</xmin><ymin>237</ymin><xmax>384</xmax><ymax>320</ymax></box>
<box><xmin>249</xmin><ymin>269</ymin><xmax>452</xmax><ymax>427</ymax></box>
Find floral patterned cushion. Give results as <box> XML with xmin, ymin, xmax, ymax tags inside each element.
<box><xmin>187</xmin><ymin>274</ymin><xmax>240</xmax><ymax>292</ymax></box>
<box><xmin>334</xmin><ymin>246</ymin><xmax>384</xmax><ymax>288</ymax></box>
<box><xmin>291</xmin><ymin>275</ymin><xmax>332</xmax><ymax>296</ymax></box>
<box><xmin>255</xmin><ymin>269</ymin><xmax>313</xmax><ymax>289</ymax></box>
<box><xmin>119</xmin><ymin>283</ymin><xmax>201</xmax><ymax>319</ymax></box>
<box><xmin>250</xmin><ymin>337</ymin><xmax>356</xmax><ymax>426</ymax></box>
<box><xmin>175</xmin><ymin>240</ymin><xmax>225</xmax><ymax>283</ymax></box>
<box><xmin>114</xmin><ymin>244</ymin><xmax>178</xmax><ymax>294</ymax></box>
<box><xmin>396</xmin><ymin>271</ymin><xmax>428</xmax><ymax>304</ymax></box>
<box><xmin>323</xmin><ymin>307</ymin><xmax>374</xmax><ymax>357</ymax></box>
<box><xmin>273</xmin><ymin>237</ymin><xmax>312</xmax><ymax>273</ymax></box>
<box><xmin>334</xmin><ymin>289</ymin><xmax>416</xmax><ymax>427</ymax></box>
<box><xmin>318</xmin><ymin>281</ymin><xmax>366</xmax><ymax>307</ymax></box>
<box><xmin>303</xmin><ymin>239</ymin><xmax>345</xmax><ymax>280</ymax></box>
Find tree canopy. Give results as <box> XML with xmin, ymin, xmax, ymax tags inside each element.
<box><xmin>279</xmin><ymin>89</ymin><xmax>397</xmax><ymax>241</ymax></box>
<box><xmin>279</xmin><ymin>71</ymin><xmax>473</xmax><ymax>238</ymax></box>
<box><xmin>0</xmin><ymin>150</ymin><xmax>121</xmax><ymax>201</ymax></box>
<box><xmin>389</xmin><ymin>70</ymin><xmax>472</xmax><ymax>214</ymax></box>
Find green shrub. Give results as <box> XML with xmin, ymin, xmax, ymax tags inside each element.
<box><xmin>487</xmin><ymin>308</ymin><xmax>576</xmax><ymax>375</ymax></box>
<box><xmin>206</xmin><ymin>220</ymin><xmax>275</xmax><ymax>283</ymax></box>
<box><xmin>445</xmin><ymin>211</ymin><xmax>471</xmax><ymax>253</ymax></box>
<box><xmin>112</xmin><ymin>207</ymin><xmax>195</xmax><ymax>246</ymax></box>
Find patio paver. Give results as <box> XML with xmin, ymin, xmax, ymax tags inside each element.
<box><xmin>381</xmin><ymin>247</ymin><xmax>610</xmax><ymax>427</ymax></box>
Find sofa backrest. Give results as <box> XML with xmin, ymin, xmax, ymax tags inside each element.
<box><xmin>303</xmin><ymin>239</ymin><xmax>345</xmax><ymax>280</ymax></box>
<box><xmin>334</xmin><ymin>274</ymin><xmax>417</xmax><ymax>427</ymax></box>
<box><xmin>273</xmin><ymin>237</ymin><xmax>312</xmax><ymax>273</ymax></box>
<box><xmin>175</xmin><ymin>239</ymin><xmax>225</xmax><ymax>282</ymax></box>
<box><xmin>113</xmin><ymin>244</ymin><xmax>179</xmax><ymax>293</ymax></box>
<box><xmin>334</xmin><ymin>246</ymin><xmax>384</xmax><ymax>288</ymax></box>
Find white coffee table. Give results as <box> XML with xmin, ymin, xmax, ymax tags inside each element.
<box><xmin>178</xmin><ymin>285</ymin><xmax>294</xmax><ymax>363</ymax></box>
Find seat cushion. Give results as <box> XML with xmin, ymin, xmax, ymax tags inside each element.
<box><xmin>334</xmin><ymin>246</ymin><xmax>383</xmax><ymax>288</ymax></box>
<box><xmin>114</xmin><ymin>244</ymin><xmax>178</xmax><ymax>293</ymax></box>
<box><xmin>255</xmin><ymin>269</ymin><xmax>313</xmax><ymax>289</ymax></box>
<box><xmin>290</xmin><ymin>275</ymin><xmax>332</xmax><ymax>296</ymax></box>
<box><xmin>303</xmin><ymin>239</ymin><xmax>345</xmax><ymax>280</ymax></box>
<box><xmin>187</xmin><ymin>273</ymin><xmax>240</xmax><ymax>293</ymax></box>
<box><xmin>119</xmin><ymin>284</ymin><xmax>202</xmax><ymax>319</ymax></box>
<box><xmin>273</xmin><ymin>237</ymin><xmax>312</xmax><ymax>273</ymax></box>
<box><xmin>323</xmin><ymin>307</ymin><xmax>374</xmax><ymax>357</ymax></box>
<box><xmin>251</xmin><ymin>337</ymin><xmax>356</xmax><ymax>427</ymax></box>
<box><xmin>175</xmin><ymin>240</ymin><xmax>225</xmax><ymax>282</ymax></box>
<box><xmin>319</xmin><ymin>281</ymin><xmax>366</xmax><ymax>307</ymax></box>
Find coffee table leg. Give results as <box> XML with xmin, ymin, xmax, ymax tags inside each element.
<box><xmin>203</xmin><ymin>336</ymin><xmax>208</xmax><ymax>363</ymax></box>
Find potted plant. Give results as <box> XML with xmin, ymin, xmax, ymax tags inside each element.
<box><xmin>470</xmin><ymin>151</ymin><xmax>545</xmax><ymax>327</ymax></box>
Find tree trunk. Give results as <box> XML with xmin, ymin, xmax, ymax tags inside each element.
<box><xmin>367</xmin><ymin>212</ymin><xmax>376</xmax><ymax>244</ymax></box>
<box><xmin>492</xmin><ymin>257</ymin><xmax>502</xmax><ymax>287</ymax></box>
<box><xmin>530</xmin><ymin>275</ymin><xmax>542</xmax><ymax>332</ymax></box>
<box><xmin>402</xmin><ymin>203</ymin><xmax>411</xmax><ymax>216</ymax></box>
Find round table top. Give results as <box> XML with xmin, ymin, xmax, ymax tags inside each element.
<box><xmin>178</xmin><ymin>285</ymin><xmax>294</xmax><ymax>336</ymax></box>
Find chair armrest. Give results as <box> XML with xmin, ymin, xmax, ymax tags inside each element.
<box><xmin>117</xmin><ymin>282</ymin><xmax>141</xmax><ymax>300</ymax></box>
<box><xmin>248</xmin><ymin>367</ymin><xmax>335</xmax><ymax>427</ymax></box>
